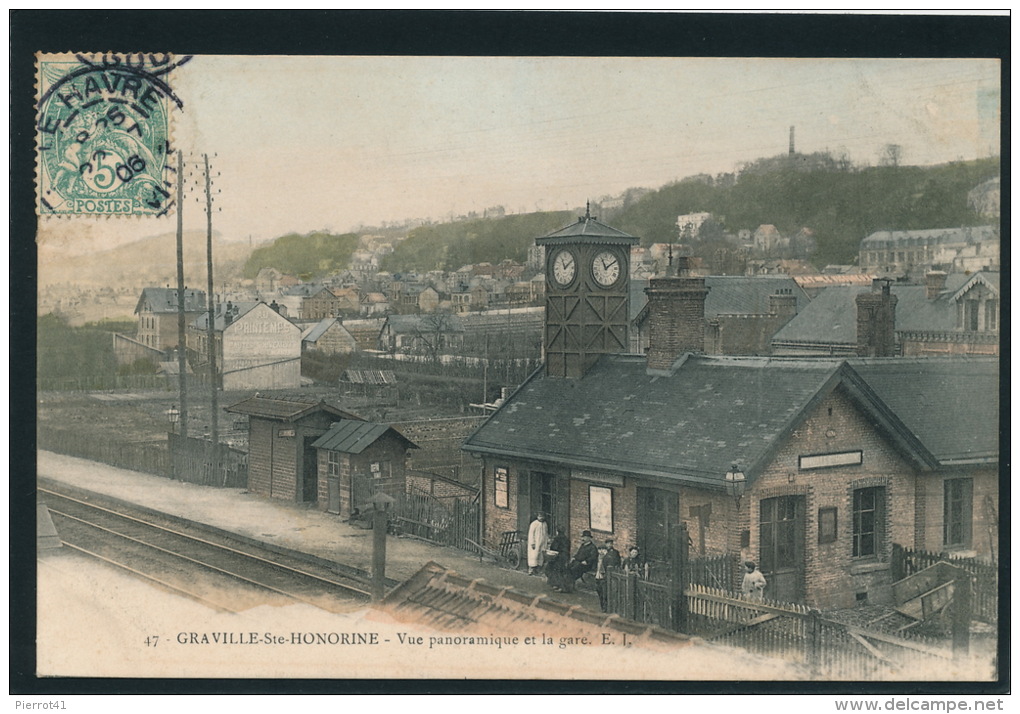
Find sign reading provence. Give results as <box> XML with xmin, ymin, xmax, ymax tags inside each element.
<box><xmin>799</xmin><ymin>450</ymin><xmax>863</xmax><ymax>470</ymax></box>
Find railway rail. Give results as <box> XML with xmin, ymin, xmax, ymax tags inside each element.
<box><xmin>39</xmin><ymin>485</ymin><xmax>372</xmax><ymax>613</ymax></box>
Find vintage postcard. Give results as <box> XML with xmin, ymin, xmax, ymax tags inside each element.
<box><xmin>15</xmin><ymin>12</ymin><xmax>1006</xmax><ymax>699</ymax></box>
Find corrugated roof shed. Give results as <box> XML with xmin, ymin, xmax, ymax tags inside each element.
<box><xmin>342</xmin><ymin>369</ymin><xmax>397</xmax><ymax>385</ymax></box>
<box><xmin>312</xmin><ymin>419</ymin><xmax>417</xmax><ymax>453</ymax></box>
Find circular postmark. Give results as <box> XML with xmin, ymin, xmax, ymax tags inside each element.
<box><xmin>35</xmin><ymin>52</ymin><xmax>191</xmax><ymax>217</ymax></box>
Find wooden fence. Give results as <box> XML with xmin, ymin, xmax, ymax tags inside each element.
<box><xmin>685</xmin><ymin>584</ymin><xmax>953</xmax><ymax>679</ymax></box>
<box><xmin>892</xmin><ymin>544</ymin><xmax>998</xmax><ymax>624</ymax></box>
<box><xmin>168</xmin><ymin>433</ymin><xmax>248</xmax><ymax>488</ymax></box>
<box><xmin>38</xmin><ymin>427</ymin><xmax>170</xmax><ymax>477</ymax></box>
<box><xmin>38</xmin><ymin>374</ymin><xmax>171</xmax><ymax>392</ymax></box>
<box><xmin>602</xmin><ymin>525</ymin><xmax>960</xmax><ymax>678</ymax></box>
<box><xmin>392</xmin><ymin>485</ymin><xmax>479</xmax><ymax>550</ymax></box>
<box><xmin>684</xmin><ymin>552</ymin><xmax>739</xmax><ymax>589</ymax></box>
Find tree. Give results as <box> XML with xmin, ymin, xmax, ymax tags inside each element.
<box><xmin>880</xmin><ymin>144</ymin><xmax>902</xmax><ymax>167</ymax></box>
<box><xmin>413</xmin><ymin>312</ymin><xmax>461</xmax><ymax>363</ymax></box>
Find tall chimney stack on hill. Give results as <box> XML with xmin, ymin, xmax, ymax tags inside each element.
<box><xmin>645</xmin><ymin>256</ymin><xmax>709</xmax><ymax>370</ymax></box>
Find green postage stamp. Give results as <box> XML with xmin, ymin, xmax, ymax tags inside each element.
<box><xmin>35</xmin><ymin>53</ymin><xmax>184</xmax><ymax>217</ymax></box>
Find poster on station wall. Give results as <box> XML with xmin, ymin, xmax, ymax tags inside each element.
<box><xmin>13</xmin><ymin>11</ymin><xmax>1004</xmax><ymax>701</ymax></box>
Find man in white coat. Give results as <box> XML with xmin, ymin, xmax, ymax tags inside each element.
<box><xmin>527</xmin><ymin>512</ymin><xmax>550</xmax><ymax>575</ymax></box>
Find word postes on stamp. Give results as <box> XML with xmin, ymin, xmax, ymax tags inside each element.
<box><xmin>35</xmin><ymin>53</ymin><xmax>190</xmax><ymax>218</ymax></box>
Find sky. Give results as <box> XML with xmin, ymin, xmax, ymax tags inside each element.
<box><xmin>37</xmin><ymin>55</ymin><xmax>1000</xmax><ymax>255</ymax></box>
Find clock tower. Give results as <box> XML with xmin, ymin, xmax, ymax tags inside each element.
<box><xmin>537</xmin><ymin>205</ymin><xmax>639</xmax><ymax>378</ymax></box>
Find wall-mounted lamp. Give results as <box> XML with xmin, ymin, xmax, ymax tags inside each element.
<box><xmin>725</xmin><ymin>463</ymin><xmax>746</xmax><ymax>508</ymax></box>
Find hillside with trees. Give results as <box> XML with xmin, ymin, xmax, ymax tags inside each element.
<box><xmin>607</xmin><ymin>154</ymin><xmax>999</xmax><ymax>266</ymax></box>
<box><xmin>236</xmin><ymin>155</ymin><xmax>997</xmax><ymax>276</ymax></box>
<box><xmin>242</xmin><ymin>231</ymin><xmax>360</xmax><ymax>280</ymax></box>
<box><xmin>380</xmin><ymin>211</ymin><xmax>572</xmax><ymax>273</ymax></box>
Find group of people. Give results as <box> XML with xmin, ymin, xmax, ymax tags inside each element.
<box><xmin>527</xmin><ymin>513</ymin><xmax>652</xmax><ymax>611</ymax></box>
<box><xmin>526</xmin><ymin>513</ymin><xmax>770</xmax><ymax>608</ymax></box>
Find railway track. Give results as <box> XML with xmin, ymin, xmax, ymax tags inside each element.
<box><xmin>39</xmin><ymin>485</ymin><xmax>372</xmax><ymax>613</ymax></box>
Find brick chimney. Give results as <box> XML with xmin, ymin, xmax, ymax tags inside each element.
<box><xmin>645</xmin><ymin>257</ymin><xmax>709</xmax><ymax>370</ymax></box>
<box><xmin>856</xmin><ymin>279</ymin><xmax>898</xmax><ymax>357</ymax></box>
<box><xmin>925</xmin><ymin>271</ymin><xmax>947</xmax><ymax>300</ymax></box>
<box><xmin>768</xmin><ymin>289</ymin><xmax>798</xmax><ymax>325</ymax></box>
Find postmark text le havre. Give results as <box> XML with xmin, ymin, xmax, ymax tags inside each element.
<box><xmin>36</xmin><ymin>52</ymin><xmax>191</xmax><ymax>218</ymax></box>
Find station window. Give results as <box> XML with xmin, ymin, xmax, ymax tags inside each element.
<box><xmin>852</xmin><ymin>486</ymin><xmax>885</xmax><ymax>558</ymax></box>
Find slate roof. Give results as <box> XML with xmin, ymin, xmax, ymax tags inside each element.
<box><xmin>464</xmin><ymin>355</ymin><xmax>854</xmax><ymax>487</ymax></box>
<box><xmin>951</xmin><ymin>272</ymin><xmax>1000</xmax><ymax>300</ymax></box>
<box><xmin>850</xmin><ymin>357</ymin><xmax>999</xmax><ymax>463</ymax></box>
<box><xmin>770</xmin><ymin>277</ymin><xmax>973</xmax><ymax>347</ymax></box>
<box><xmin>859</xmin><ymin>225</ymin><xmax>997</xmax><ymax>248</ymax></box>
<box><xmin>311</xmin><ymin>419</ymin><xmax>417</xmax><ymax>453</ymax></box>
<box><xmin>225</xmin><ymin>395</ymin><xmax>358</xmax><ymax>422</ymax></box>
<box><xmin>629</xmin><ymin>278</ymin><xmax>649</xmax><ymax>323</ymax></box>
<box><xmin>463</xmin><ymin>353</ymin><xmax>997</xmax><ymax>488</ymax></box>
<box><xmin>632</xmin><ymin>275</ymin><xmax>812</xmax><ymax>324</ymax></box>
<box><xmin>135</xmin><ymin>287</ymin><xmax>207</xmax><ymax>315</ymax></box>
<box><xmin>302</xmin><ymin>317</ymin><xmax>341</xmax><ymax>343</ymax></box>
<box><xmin>190</xmin><ymin>302</ymin><xmax>263</xmax><ymax>331</ymax></box>
<box><xmin>535</xmin><ymin>214</ymin><xmax>639</xmax><ymax>246</ymax></box>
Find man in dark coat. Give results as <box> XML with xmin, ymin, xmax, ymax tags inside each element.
<box><xmin>565</xmin><ymin>530</ymin><xmax>598</xmax><ymax>593</ymax></box>
<box><xmin>545</xmin><ymin>527</ymin><xmax>570</xmax><ymax>592</ymax></box>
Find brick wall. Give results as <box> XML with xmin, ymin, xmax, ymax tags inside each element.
<box><xmin>482</xmin><ymin>458</ymin><xmax>524</xmax><ymax>547</ymax></box>
<box><xmin>679</xmin><ymin>487</ymin><xmax>734</xmax><ymax>557</ymax></box>
<box><xmin>395</xmin><ymin>416</ymin><xmax>486</xmax><ymax>481</ymax></box>
<box><xmin>744</xmin><ymin>386</ymin><xmax>917</xmax><ymax>609</ymax></box>
<box><xmin>916</xmin><ymin>466</ymin><xmax>999</xmax><ymax>559</ymax></box>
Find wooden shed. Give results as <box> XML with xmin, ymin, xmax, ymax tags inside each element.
<box><xmin>225</xmin><ymin>395</ymin><xmax>359</xmax><ymax>504</ymax></box>
<box><xmin>311</xmin><ymin>419</ymin><xmax>418</xmax><ymax>517</ymax></box>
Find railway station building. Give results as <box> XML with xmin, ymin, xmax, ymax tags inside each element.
<box><xmin>462</xmin><ymin>213</ymin><xmax>999</xmax><ymax>610</ymax></box>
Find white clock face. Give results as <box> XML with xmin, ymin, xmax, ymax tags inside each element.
<box><xmin>552</xmin><ymin>249</ymin><xmax>576</xmax><ymax>286</ymax></box>
<box><xmin>592</xmin><ymin>250</ymin><xmax>621</xmax><ymax>287</ymax></box>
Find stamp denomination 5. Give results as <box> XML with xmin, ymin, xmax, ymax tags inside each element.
<box><xmin>35</xmin><ymin>52</ymin><xmax>190</xmax><ymax>218</ymax></box>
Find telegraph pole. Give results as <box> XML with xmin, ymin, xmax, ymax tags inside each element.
<box><xmin>202</xmin><ymin>153</ymin><xmax>220</xmax><ymax>485</ymax></box>
<box><xmin>174</xmin><ymin>150</ymin><xmax>189</xmax><ymax>438</ymax></box>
